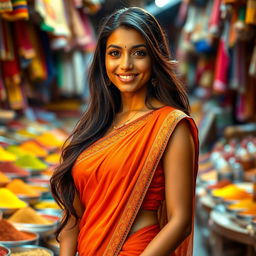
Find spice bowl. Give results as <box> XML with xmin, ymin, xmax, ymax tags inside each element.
<box><xmin>11</xmin><ymin>244</ymin><xmax>53</xmax><ymax>256</ymax></box>
<box><xmin>11</xmin><ymin>213</ymin><xmax>60</xmax><ymax>238</ymax></box>
<box><xmin>0</xmin><ymin>230</ymin><xmax>39</xmax><ymax>248</ymax></box>
<box><xmin>0</xmin><ymin>206</ymin><xmax>27</xmax><ymax>217</ymax></box>
<box><xmin>17</xmin><ymin>194</ymin><xmax>41</xmax><ymax>205</ymax></box>
<box><xmin>0</xmin><ymin>244</ymin><xmax>10</xmax><ymax>256</ymax></box>
<box><xmin>44</xmin><ymin>236</ymin><xmax>59</xmax><ymax>256</ymax></box>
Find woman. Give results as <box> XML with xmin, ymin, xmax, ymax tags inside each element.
<box><xmin>50</xmin><ymin>7</ymin><xmax>199</xmax><ymax>256</ymax></box>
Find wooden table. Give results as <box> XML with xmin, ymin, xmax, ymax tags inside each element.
<box><xmin>209</xmin><ymin>210</ymin><xmax>256</xmax><ymax>256</ymax></box>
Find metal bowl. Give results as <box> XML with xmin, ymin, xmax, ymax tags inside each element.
<box><xmin>0</xmin><ymin>244</ymin><xmax>10</xmax><ymax>256</ymax></box>
<box><xmin>17</xmin><ymin>194</ymin><xmax>41</xmax><ymax>205</ymax></box>
<box><xmin>10</xmin><ymin>244</ymin><xmax>54</xmax><ymax>255</ymax></box>
<box><xmin>0</xmin><ymin>206</ymin><xmax>27</xmax><ymax>217</ymax></box>
<box><xmin>0</xmin><ymin>230</ymin><xmax>39</xmax><ymax>248</ymax></box>
<box><xmin>44</xmin><ymin>237</ymin><xmax>59</xmax><ymax>256</ymax></box>
<box><xmin>11</xmin><ymin>213</ymin><xmax>60</xmax><ymax>238</ymax></box>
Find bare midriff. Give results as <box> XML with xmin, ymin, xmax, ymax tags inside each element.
<box><xmin>128</xmin><ymin>209</ymin><xmax>158</xmax><ymax>236</ymax></box>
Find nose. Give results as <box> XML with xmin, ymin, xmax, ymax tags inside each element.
<box><xmin>120</xmin><ymin>54</ymin><xmax>133</xmax><ymax>70</ymax></box>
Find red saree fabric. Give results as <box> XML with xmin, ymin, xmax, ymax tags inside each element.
<box><xmin>72</xmin><ymin>106</ymin><xmax>199</xmax><ymax>256</ymax></box>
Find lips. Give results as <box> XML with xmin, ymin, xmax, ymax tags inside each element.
<box><xmin>116</xmin><ymin>73</ymin><xmax>139</xmax><ymax>82</ymax></box>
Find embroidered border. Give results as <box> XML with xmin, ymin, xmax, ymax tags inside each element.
<box><xmin>103</xmin><ymin>109</ymin><xmax>188</xmax><ymax>256</ymax></box>
<box><xmin>74</xmin><ymin>112</ymin><xmax>154</xmax><ymax>166</ymax></box>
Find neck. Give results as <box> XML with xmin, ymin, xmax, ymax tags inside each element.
<box><xmin>120</xmin><ymin>91</ymin><xmax>147</xmax><ymax>113</ymax></box>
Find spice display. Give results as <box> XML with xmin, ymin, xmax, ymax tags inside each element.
<box><xmin>0</xmin><ymin>162</ymin><xmax>29</xmax><ymax>177</ymax></box>
<box><xmin>28</xmin><ymin>185</ymin><xmax>49</xmax><ymax>194</ymax></box>
<box><xmin>20</xmin><ymin>141</ymin><xmax>48</xmax><ymax>157</ymax></box>
<box><xmin>207</xmin><ymin>179</ymin><xmax>232</xmax><ymax>190</ymax></box>
<box><xmin>0</xmin><ymin>146</ymin><xmax>17</xmax><ymax>161</ymax></box>
<box><xmin>239</xmin><ymin>207</ymin><xmax>256</xmax><ymax>216</ymax></box>
<box><xmin>11</xmin><ymin>248</ymin><xmax>52</xmax><ymax>256</ymax></box>
<box><xmin>35</xmin><ymin>132</ymin><xmax>63</xmax><ymax>148</ymax></box>
<box><xmin>6</xmin><ymin>145</ymin><xmax>33</xmax><ymax>157</ymax></box>
<box><xmin>34</xmin><ymin>201</ymin><xmax>60</xmax><ymax>210</ymax></box>
<box><xmin>8</xmin><ymin>207</ymin><xmax>52</xmax><ymax>225</ymax></box>
<box><xmin>0</xmin><ymin>188</ymin><xmax>27</xmax><ymax>208</ymax></box>
<box><xmin>0</xmin><ymin>219</ymin><xmax>35</xmax><ymax>241</ymax></box>
<box><xmin>6</xmin><ymin>179</ymin><xmax>39</xmax><ymax>197</ymax></box>
<box><xmin>16</xmin><ymin>129</ymin><xmax>37</xmax><ymax>139</ymax></box>
<box><xmin>0</xmin><ymin>172</ymin><xmax>10</xmax><ymax>184</ymax></box>
<box><xmin>44</xmin><ymin>153</ymin><xmax>60</xmax><ymax>165</ymax></box>
<box><xmin>229</xmin><ymin>199</ymin><xmax>256</xmax><ymax>210</ymax></box>
<box><xmin>0</xmin><ymin>247</ymin><xmax>8</xmax><ymax>256</ymax></box>
<box><xmin>212</xmin><ymin>184</ymin><xmax>252</xmax><ymax>201</ymax></box>
<box><xmin>15</xmin><ymin>155</ymin><xmax>48</xmax><ymax>170</ymax></box>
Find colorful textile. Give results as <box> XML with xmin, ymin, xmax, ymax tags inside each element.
<box><xmin>119</xmin><ymin>225</ymin><xmax>160</xmax><ymax>255</ymax></box>
<box><xmin>13</xmin><ymin>20</ymin><xmax>35</xmax><ymax>59</ymax></box>
<box><xmin>0</xmin><ymin>0</ymin><xmax>12</xmax><ymax>13</ymax></box>
<box><xmin>0</xmin><ymin>19</ymin><xmax>14</xmax><ymax>60</ymax></box>
<box><xmin>35</xmin><ymin>0</ymin><xmax>70</xmax><ymax>37</ymax></box>
<box><xmin>72</xmin><ymin>106</ymin><xmax>199</xmax><ymax>256</ymax></box>
<box><xmin>209</xmin><ymin>0</ymin><xmax>222</xmax><ymax>34</ymax></box>
<box><xmin>1</xmin><ymin>0</ymin><xmax>29</xmax><ymax>21</ymax></box>
<box><xmin>246</xmin><ymin>0</ymin><xmax>256</xmax><ymax>25</ymax></box>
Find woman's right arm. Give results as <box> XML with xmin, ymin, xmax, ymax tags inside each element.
<box><xmin>59</xmin><ymin>191</ymin><xmax>84</xmax><ymax>256</ymax></box>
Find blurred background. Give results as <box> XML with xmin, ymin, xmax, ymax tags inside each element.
<box><xmin>0</xmin><ymin>1</ymin><xmax>256</xmax><ymax>256</ymax></box>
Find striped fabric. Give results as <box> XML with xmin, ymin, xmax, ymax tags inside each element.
<box><xmin>0</xmin><ymin>0</ymin><xmax>12</xmax><ymax>13</ymax></box>
<box><xmin>1</xmin><ymin>0</ymin><xmax>29</xmax><ymax>20</ymax></box>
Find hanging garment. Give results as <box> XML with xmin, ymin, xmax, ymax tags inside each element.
<box><xmin>13</xmin><ymin>20</ymin><xmax>35</xmax><ymax>59</ymax></box>
<box><xmin>249</xmin><ymin>42</ymin><xmax>256</xmax><ymax>77</ymax></box>
<box><xmin>0</xmin><ymin>0</ymin><xmax>12</xmax><ymax>13</ymax></box>
<box><xmin>1</xmin><ymin>0</ymin><xmax>29</xmax><ymax>21</ymax></box>
<box><xmin>35</xmin><ymin>0</ymin><xmax>71</xmax><ymax>37</ymax></box>
<box><xmin>246</xmin><ymin>0</ymin><xmax>256</xmax><ymax>25</ymax></box>
<box><xmin>209</xmin><ymin>0</ymin><xmax>222</xmax><ymax>34</ymax></box>
<box><xmin>213</xmin><ymin>20</ymin><xmax>230</xmax><ymax>93</ymax></box>
<box><xmin>0</xmin><ymin>19</ymin><xmax>14</xmax><ymax>60</ymax></box>
<box><xmin>72</xmin><ymin>106</ymin><xmax>199</xmax><ymax>256</ymax></box>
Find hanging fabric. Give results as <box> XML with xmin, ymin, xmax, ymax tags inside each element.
<box><xmin>0</xmin><ymin>0</ymin><xmax>12</xmax><ymax>13</ymax></box>
<box><xmin>246</xmin><ymin>0</ymin><xmax>256</xmax><ymax>25</ymax></box>
<box><xmin>1</xmin><ymin>0</ymin><xmax>29</xmax><ymax>21</ymax></box>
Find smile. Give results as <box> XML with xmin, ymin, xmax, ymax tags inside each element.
<box><xmin>116</xmin><ymin>74</ymin><xmax>139</xmax><ymax>82</ymax></box>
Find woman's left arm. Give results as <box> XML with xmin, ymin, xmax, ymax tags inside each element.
<box><xmin>141</xmin><ymin>119</ymin><xmax>195</xmax><ymax>256</ymax></box>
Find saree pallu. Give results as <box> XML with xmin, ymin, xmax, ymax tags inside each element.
<box><xmin>72</xmin><ymin>106</ymin><xmax>199</xmax><ymax>256</ymax></box>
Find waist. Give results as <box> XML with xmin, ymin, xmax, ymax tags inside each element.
<box><xmin>128</xmin><ymin>209</ymin><xmax>158</xmax><ymax>237</ymax></box>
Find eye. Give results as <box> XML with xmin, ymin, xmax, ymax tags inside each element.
<box><xmin>107</xmin><ymin>50</ymin><xmax>120</xmax><ymax>57</ymax></box>
<box><xmin>133</xmin><ymin>50</ymin><xmax>147</xmax><ymax>57</ymax></box>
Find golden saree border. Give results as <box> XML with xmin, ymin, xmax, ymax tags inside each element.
<box><xmin>103</xmin><ymin>109</ymin><xmax>188</xmax><ymax>256</ymax></box>
<box><xmin>74</xmin><ymin>110</ymin><xmax>155</xmax><ymax>166</ymax></box>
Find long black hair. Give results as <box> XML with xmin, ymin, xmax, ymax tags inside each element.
<box><xmin>50</xmin><ymin>7</ymin><xmax>190</xmax><ymax>238</ymax></box>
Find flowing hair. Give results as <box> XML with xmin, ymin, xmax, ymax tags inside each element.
<box><xmin>50</xmin><ymin>6</ymin><xmax>190</xmax><ymax>239</ymax></box>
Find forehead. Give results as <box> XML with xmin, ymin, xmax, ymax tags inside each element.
<box><xmin>106</xmin><ymin>27</ymin><xmax>146</xmax><ymax>47</ymax></box>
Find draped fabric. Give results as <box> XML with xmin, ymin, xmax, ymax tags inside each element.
<box><xmin>72</xmin><ymin>106</ymin><xmax>199</xmax><ymax>256</ymax></box>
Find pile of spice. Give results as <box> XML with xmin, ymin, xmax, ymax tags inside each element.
<box><xmin>229</xmin><ymin>198</ymin><xmax>256</xmax><ymax>211</ymax></box>
<box><xmin>0</xmin><ymin>219</ymin><xmax>35</xmax><ymax>241</ymax></box>
<box><xmin>8</xmin><ymin>207</ymin><xmax>52</xmax><ymax>225</ymax></box>
<box><xmin>20</xmin><ymin>141</ymin><xmax>48</xmax><ymax>158</ymax></box>
<box><xmin>44</xmin><ymin>153</ymin><xmax>60</xmax><ymax>165</ymax></box>
<box><xmin>34</xmin><ymin>201</ymin><xmax>60</xmax><ymax>210</ymax></box>
<box><xmin>0</xmin><ymin>162</ymin><xmax>29</xmax><ymax>178</ymax></box>
<box><xmin>35</xmin><ymin>132</ymin><xmax>63</xmax><ymax>148</ymax></box>
<box><xmin>0</xmin><ymin>188</ymin><xmax>27</xmax><ymax>209</ymax></box>
<box><xmin>0</xmin><ymin>246</ymin><xmax>8</xmax><ymax>256</ymax></box>
<box><xmin>6</xmin><ymin>145</ymin><xmax>33</xmax><ymax>157</ymax></box>
<box><xmin>207</xmin><ymin>179</ymin><xmax>232</xmax><ymax>191</ymax></box>
<box><xmin>212</xmin><ymin>184</ymin><xmax>252</xmax><ymax>201</ymax></box>
<box><xmin>0</xmin><ymin>172</ymin><xmax>10</xmax><ymax>185</ymax></box>
<box><xmin>11</xmin><ymin>248</ymin><xmax>52</xmax><ymax>256</ymax></box>
<box><xmin>6</xmin><ymin>179</ymin><xmax>40</xmax><ymax>197</ymax></box>
<box><xmin>15</xmin><ymin>155</ymin><xmax>48</xmax><ymax>170</ymax></box>
<box><xmin>0</xmin><ymin>146</ymin><xmax>17</xmax><ymax>161</ymax></box>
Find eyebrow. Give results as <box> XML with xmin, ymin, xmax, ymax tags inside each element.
<box><xmin>107</xmin><ymin>44</ymin><xmax>147</xmax><ymax>49</ymax></box>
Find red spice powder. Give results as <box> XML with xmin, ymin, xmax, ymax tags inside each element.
<box><xmin>0</xmin><ymin>219</ymin><xmax>35</xmax><ymax>241</ymax></box>
<box><xmin>0</xmin><ymin>162</ymin><xmax>29</xmax><ymax>176</ymax></box>
<box><xmin>0</xmin><ymin>247</ymin><xmax>8</xmax><ymax>256</ymax></box>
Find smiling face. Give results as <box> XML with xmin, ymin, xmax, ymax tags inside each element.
<box><xmin>105</xmin><ymin>27</ymin><xmax>152</xmax><ymax>95</ymax></box>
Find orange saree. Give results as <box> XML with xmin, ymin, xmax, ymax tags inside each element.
<box><xmin>72</xmin><ymin>106</ymin><xmax>199</xmax><ymax>256</ymax></box>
